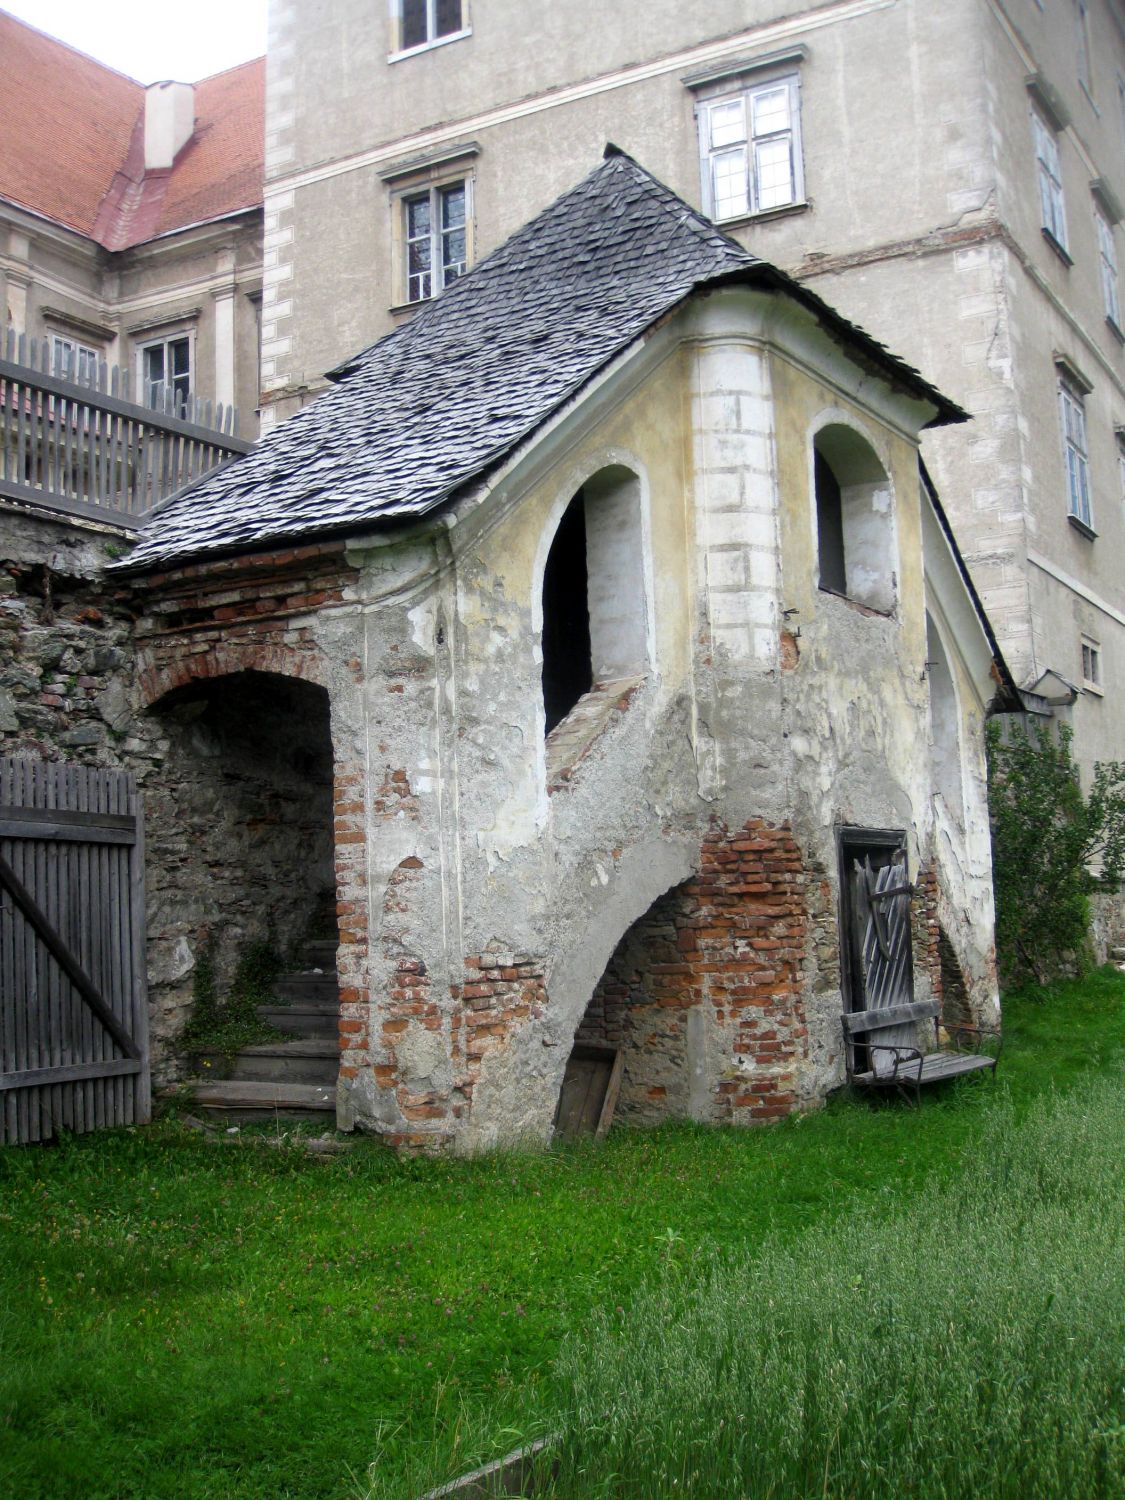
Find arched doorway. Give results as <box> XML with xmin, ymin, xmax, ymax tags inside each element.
<box><xmin>146</xmin><ymin>670</ymin><xmax>339</xmax><ymax>1113</ymax></box>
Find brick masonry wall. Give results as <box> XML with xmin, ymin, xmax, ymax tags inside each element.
<box><xmin>454</xmin><ymin>946</ymin><xmax>549</xmax><ymax>1117</ymax></box>
<box><xmin>577</xmin><ymin>818</ymin><xmax>812</xmax><ymax>1126</ymax></box>
<box><xmin>911</xmin><ymin>862</ymin><xmax>942</xmax><ymax>1003</ymax></box>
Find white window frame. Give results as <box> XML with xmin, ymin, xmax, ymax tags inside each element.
<box><xmin>1080</xmin><ymin>635</ymin><xmax>1102</xmax><ymax>694</ymax></box>
<box><xmin>1076</xmin><ymin>0</ymin><xmax>1093</xmax><ymax>98</ymax></box>
<box><xmin>137</xmin><ymin>331</ymin><xmax>193</xmax><ymax>414</ymax></box>
<box><xmin>1058</xmin><ymin>376</ymin><xmax>1093</xmax><ymax>530</ymax></box>
<box><xmin>51</xmin><ymin>334</ymin><xmax>99</xmax><ymax>385</ymax></box>
<box><xmin>1032</xmin><ymin>108</ymin><xmax>1069</xmax><ymax>255</ymax></box>
<box><xmin>389</xmin><ymin>0</ymin><xmax>469</xmax><ymax>60</ymax></box>
<box><xmin>397</xmin><ymin>176</ymin><xmax>471</xmax><ymax>306</ymax></box>
<box><xmin>697</xmin><ymin>72</ymin><xmax>804</xmax><ymax>223</ymax></box>
<box><xmin>1095</xmin><ymin>206</ymin><xmax>1121</xmax><ymax>331</ymax></box>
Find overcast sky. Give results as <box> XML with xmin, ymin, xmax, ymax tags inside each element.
<box><xmin>5</xmin><ymin>0</ymin><xmax>268</xmax><ymax>81</ymax></box>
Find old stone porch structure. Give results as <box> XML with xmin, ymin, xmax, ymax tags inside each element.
<box><xmin>117</xmin><ymin>155</ymin><xmax>1016</xmax><ymax>1149</ymax></box>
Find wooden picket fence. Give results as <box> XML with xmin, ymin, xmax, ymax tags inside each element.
<box><xmin>0</xmin><ymin>327</ymin><xmax>253</xmax><ymax>531</ymax></box>
<box><xmin>0</xmin><ymin>758</ymin><xmax>149</xmax><ymax>1145</ymax></box>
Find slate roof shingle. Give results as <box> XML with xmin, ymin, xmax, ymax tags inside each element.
<box><xmin>0</xmin><ymin>11</ymin><xmax>263</xmax><ymax>248</ymax></box>
<box><xmin>121</xmin><ymin>151</ymin><xmax>966</xmax><ymax>573</ymax></box>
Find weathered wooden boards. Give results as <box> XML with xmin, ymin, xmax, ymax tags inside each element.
<box><xmin>0</xmin><ymin>758</ymin><xmax>149</xmax><ymax>1144</ymax></box>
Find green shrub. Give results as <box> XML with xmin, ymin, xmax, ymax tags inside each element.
<box><xmin>987</xmin><ymin>720</ymin><xmax>1125</xmax><ymax>983</ymax></box>
<box><xmin>531</xmin><ymin>1078</ymin><xmax>1125</xmax><ymax>1499</ymax></box>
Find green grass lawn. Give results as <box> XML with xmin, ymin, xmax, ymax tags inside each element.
<box><xmin>1</xmin><ymin>968</ymin><xmax>1123</xmax><ymax>1500</ymax></box>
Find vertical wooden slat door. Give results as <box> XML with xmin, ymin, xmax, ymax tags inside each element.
<box><xmin>850</xmin><ymin>849</ymin><xmax>916</xmax><ymax>1075</ymax></box>
<box><xmin>0</xmin><ymin>758</ymin><xmax>149</xmax><ymax>1144</ymax></box>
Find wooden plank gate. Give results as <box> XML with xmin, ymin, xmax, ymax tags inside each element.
<box><xmin>0</xmin><ymin>758</ymin><xmax>149</xmax><ymax>1145</ymax></box>
<box><xmin>844</xmin><ymin>838</ymin><xmax>917</xmax><ymax>1078</ymax></box>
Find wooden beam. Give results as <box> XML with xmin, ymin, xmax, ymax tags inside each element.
<box><xmin>0</xmin><ymin>805</ymin><xmax>137</xmax><ymax>845</ymax></box>
<box><xmin>0</xmin><ymin>1058</ymin><xmax>143</xmax><ymax>1092</ymax></box>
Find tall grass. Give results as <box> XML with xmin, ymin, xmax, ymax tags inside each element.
<box><xmin>532</xmin><ymin>1078</ymin><xmax>1125</xmax><ymax>1498</ymax></box>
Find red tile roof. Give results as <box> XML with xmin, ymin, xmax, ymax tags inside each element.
<box><xmin>0</xmin><ymin>12</ymin><xmax>263</xmax><ymax>248</ymax></box>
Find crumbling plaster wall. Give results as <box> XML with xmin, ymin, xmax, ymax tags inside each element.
<box><xmin>337</xmin><ymin>291</ymin><xmax>999</xmax><ymax>1149</ymax></box>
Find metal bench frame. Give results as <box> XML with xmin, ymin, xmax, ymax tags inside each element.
<box><xmin>842</xmin><ymin>998</ymin><xmax>1000</xmax><ymax>1106</ymax></box>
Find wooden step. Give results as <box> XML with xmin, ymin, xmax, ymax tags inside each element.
<box><xmin>194</xmin><ymin>1039</ymin><xmax>339</xmax><ymax>1085</ymax></box>
<box><xmin>257</xmin><ymin>1002</ymin><xmax>338</xmax><ymax>1038</ymax></box>
<box><xmin>273</xmin><ymin>971</ymin><xmax>338</xmax><ymax>1003</ymax></box>
<box><xmin>303</xmin><ymin>940</ymin><xmax>339</xmax><ymax>969</ymax></box>
<box><xmin>181</xmin><ymin>1079</ymin><xmax>336</xmax><ymax>1122</ymax></box>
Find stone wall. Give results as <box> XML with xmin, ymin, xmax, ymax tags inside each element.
<box><xmin>0</xmin><ymin>514</ymin><xmax>141</xmax><ymax>767</ymax></box>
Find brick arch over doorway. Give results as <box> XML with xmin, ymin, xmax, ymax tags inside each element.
<box><xmin>137</xmin><ymin>637</ymin><xmax>333</xmax><ymax>708</ymax></box>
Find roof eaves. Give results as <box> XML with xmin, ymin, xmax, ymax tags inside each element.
<box><xmin>920</xmin><ymin>459</ymin><xmax>1021</xmax><ymax>712</ymax></box>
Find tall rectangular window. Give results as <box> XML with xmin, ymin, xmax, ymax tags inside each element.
<box><xmin>142</xmin><ymin>335</ymin><xmax>191</xmax><ymax>413</ymax></box>
<box><xmin>403</xmin><ymin>181</ymin><xmax>467</xmax><ymax>303</ymax></box>
<box><xmin>1076</xmin><ymin>0</ymin><xmax>1092</xmax><ymax>95</ymax></box>
<box><xmin>1081</xmin><ymin>636</ymin><xmax>1101</xmax><ymax>691</ymax></box>
<box><xmin>1058</xmin><ymin>377</ymin><xmax>1092</xmax><ymax>529</ymax></box>
<box><xmin>700</xmin><ymin>75</ymin><xmax>803</xmax><ymax>221</ymax></box>
<box><xmin>1096</xmin><ymin>207</ymin><xmax>1121</xmax><ymax>329</ymax></box>
<box><xmin>1032</xmin><ymin>109</ymin><xmax>1068</xmax><ymax>253</ymax></box>
<box><xmin>398</xmin><ymin>0</ymin><xmax>464</xmax><ymax>53</ymax></box>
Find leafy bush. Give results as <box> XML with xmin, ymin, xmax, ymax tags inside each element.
<box><xmin>986</xmin><ymin>720</ymin><xmax>1125</xmax><ymax>983</ymax></box>
<box><xmin>529</xmin><ymin>1079</ymin><xmax>1125</xmax><ymax>1500</ymax></box>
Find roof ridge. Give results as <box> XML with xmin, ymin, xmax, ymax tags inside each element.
<box><xmin>0</xmin><ymin>10</ymin><xmax>145</xmax><ymax>87</ymax></box>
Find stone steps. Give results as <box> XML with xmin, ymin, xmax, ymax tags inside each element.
<box><xmin>183</xmin><ymin>1079</ymin><xmax>336</xmax><ymax>1123</ymax></box>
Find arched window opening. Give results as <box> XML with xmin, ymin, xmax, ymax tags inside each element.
<box><xmin>926</xmin><ymin>614</ymin><xmax>964</xmax><ymax>817</ymax></box>
<box><xmin>813</xmin><ymin>425</ymin><xmax>896</xmax><ymax>614</ymax></box>
<box><xmin>541</xmin><ymin>465</ymin><xmax>648</xmax><ymax>737</ymax></box>
<box><xmin>541</xmin><ymin>491</ymin><xmax>593</xmax><ymax>734</ymax></box>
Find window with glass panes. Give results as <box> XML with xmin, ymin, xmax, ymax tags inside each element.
<box><xmin>700</xmin><ymin>76</ymin><xmax>802</xmax><ymax>221</ymax></box>
<box><xmin>1081</xmin><ymin>637</ymin><xmax>1101</xmax><ymax>691</ymax></box>
<box><xmin>142</xmin><ymin>335</ymin><xmax>191</xmax><ymax>412</ymax></box>
<box><xmin>1096</xmin><ymin>207</ymin><xmax>1120</xmax><ymax>329</ymax></box>
<box><xmin>1058</xmin><ymin>378</ymin><xmax>1092</xmax><ymax>528</ymax></box>
<box><xmin>1032</xmin><ymin>110</ymin><xmax>1068</xmax><ymax>251</ymax></box>
<box><xmin>399</xmin><ymin>0</ymin><xmax>463</xmax><ymax>52</ymax></box>
<box><xmin>51</xmin><ymin>336</ymin><xmax>99</xmax><ymax>384</ymax></box>
<box><xmin>404</xmin><ymin>181</ymin><xmax>467</xmax><ymax>302</ymax></box>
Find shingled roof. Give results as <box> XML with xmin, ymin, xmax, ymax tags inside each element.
<box><xmin>121</xmin><ymin>150</ymin><xmax>966</xmax><ymax>573</ymax></box>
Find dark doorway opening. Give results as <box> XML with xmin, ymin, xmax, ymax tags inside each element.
<box><xmin>148</xmin><ymin>671</ymin><xmax>337</xmax><ymax>1023</ymax></box>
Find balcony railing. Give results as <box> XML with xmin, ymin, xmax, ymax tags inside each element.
<box><xmin>1</xmin><ymin>328</ymin><xmax>254</xmax><ymax>532</ymax></box>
